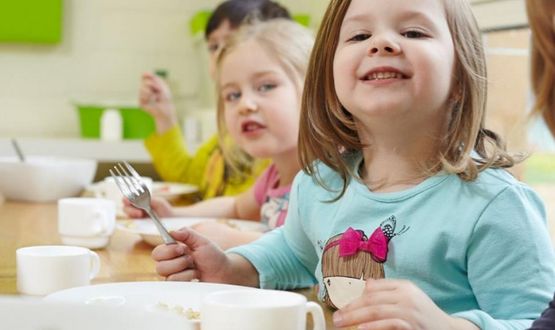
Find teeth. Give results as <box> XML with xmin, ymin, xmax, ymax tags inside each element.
<box><xmin>368</xmin><ymin>72</ymin><xmax>403</xmax><ymax>80</ymax></box>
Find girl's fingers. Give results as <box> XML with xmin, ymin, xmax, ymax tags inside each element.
<box><xmin>122</xmin><ymin>205</ymin><xmax>144</xmax><ymax>218</ymax></box>
<box><xmin>340</xmin><ymin>290</ymin><xmax>400</xmax><ymax>312</ymax></box>
<box><xmin>364</xmin><ymin>278</ymin><xmax>405</xmax><ymax>293</ymax></box>
<box><xmin>357</xmin><ymin>319</ymin><xmax>411</xmax><ymax>330</ymax></box>
<box><xmin>151</xmin><ymin>242</ymin><xmax>186</xmax><ymax>261</ymax></box>
<box><xmin>166</xmin><ymin>269</ymin><xmax>200</xmax><ymax>282</ymax></box>
<box><xmin>155</xmin><ymin>254</ymin><xmax>195</xmax><ymax>277</ymax></box>
<box><xmin>334</xmin><ymin>305</ymin><xmax>402</xmax><ymax>328</ymax></box>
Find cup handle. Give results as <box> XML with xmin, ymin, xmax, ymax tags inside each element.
<box><xmin>88</xmin><ymin>250</ymin><xmax>101</xmax><ymax>280</ymax></box>
<box><xmin>92</xmin><ymin>210</ymin><xmax>110</xmax><ymax>235</ymax></box>
<box><xmin>306</xmin><ymin>302</ymin><xmax>325</xmax><ymax>330</ymax></box>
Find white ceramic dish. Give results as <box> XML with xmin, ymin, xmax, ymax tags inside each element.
<box><xmin>117</xmin><ymin>217</ymin><xmax>269</xmax><ymax>246</ymax></box>
<box><xmin>0</xmin><ymin>156</ymin><xmax>96</xmax><ymax>202</ymax></box>
<box><xmin>151</xmin><ymin>182</ymin><xmax>199</xmax><ymax>199</ymax></box>
<box><xmin>0</xmin><ymin>295</ymin><xmax>187</xmax><ymax>330</ymax></box>
<box><xmin>45</xmin><ymin>281</ymin><xmax>258</xmax><ymax>330</ymax></box>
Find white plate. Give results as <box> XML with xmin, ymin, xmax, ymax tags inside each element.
<box><xmin>117</xmin><ymin>217</ymin><xmax>269</xmax><ymax>246</ymax></box>
<box><xmin>45</xmin><ymin>281</ymin><xmax>258</xmax><ymax>330</ymax></box>
<box><xmin>0</xmin><ymin>296</ymin><xmax>186</xmax><ymax>330</ymax></box>
<box><xmin>152</xmin><ymin>182</ymin><xmax>199</xmax><ymax>198</ymax></box>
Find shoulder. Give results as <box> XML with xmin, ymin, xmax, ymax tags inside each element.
<box><xmin>461</xmin><ymin>168</ymin><xmax>546</xmax><ymax>223</ymax></box>
<box><xmin>454</xmin><ymin>168</ymin><xmax>538</xmax><ymax>198</ymax></box>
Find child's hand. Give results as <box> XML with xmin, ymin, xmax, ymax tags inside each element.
<box><xmin>138</xmin><ymin>72</ymin><xmax>177</xmax><ymax>134</ymax></box>
<box><xmin>151</xmin><ymin>228</ymin><xmax>230</xmax><ymax>282</ymax></box>
<box><xmin>333</xmin><ymin>279</ymin><xmax>478</xmax><ymax>330</ymax></box>
<box><xmin>123</xmin><ymin>196</ymin><xmax>173</xmax><ymax>218</ymax></box>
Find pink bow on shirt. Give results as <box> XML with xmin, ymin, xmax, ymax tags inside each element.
<box><xmin>338</xmin><ymin>227</ymin><xmax>389</xmax><ymax>262</ymax></box>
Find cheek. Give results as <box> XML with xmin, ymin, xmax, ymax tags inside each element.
<box><xmin>223</xmin><ymin>110</ymin><xmax>238</xmax><ymax>136</ymax></box>
<box><xmin>333</xmin><ymin>58</ymin><xmax>350</xmax><ymax>106</ymax></box>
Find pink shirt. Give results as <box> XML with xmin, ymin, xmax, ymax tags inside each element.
<box><xmin>253</xmin><ymin>164</ymin><xmax>292</xmax><ymax>229</ymax></box>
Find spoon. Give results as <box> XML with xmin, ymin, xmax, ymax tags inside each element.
<box><xmin>11</xmin><ymin>139</ymin><xmax>25</xmax><ymax>162</ymax></box>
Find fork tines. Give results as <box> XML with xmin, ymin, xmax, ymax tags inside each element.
<box><xmin>109</xmin><ymin>161</ymin><xmax>146</xmax><ymax>197</ymax></box>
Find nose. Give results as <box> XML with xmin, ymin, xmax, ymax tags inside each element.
<box><xmin>368</xmin><ymin>34</ymin><xmax>401</xmax><ymax>56</ymax></box>
<box><xmin>238</xmin><ymin>94</ymin><xmax>258</xmax><ymax>115</ymax></box>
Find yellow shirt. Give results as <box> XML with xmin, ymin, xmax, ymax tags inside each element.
<box><xmin>144</xmin><ymin>125</ymin><xmax>268</xmax><ymax>199</ymax></box>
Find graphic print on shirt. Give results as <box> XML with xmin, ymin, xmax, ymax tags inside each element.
<box><xmin>321</xmin><ymin>216</ymin><xmax>408</xmax><ymax>310</ymax></box>
<box><xmin>260</xmin><ymin>192</ymin><xmax>289</xmax><ymax>229</ymax></box>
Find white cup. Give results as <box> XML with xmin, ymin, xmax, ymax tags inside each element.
<box><xmin>16</xmin><ymin>245</ymin><xmax>100</xmax><ymax>296</ymax></box>
<box><xmin>201</xmin><ymin>290</ymin><xmax>326</xmax><ymax>330</ymax></box>
<box><xmin>58</xmin><ymin>197</ymin><xmax>116</xmax><ymax>249</ymax></box>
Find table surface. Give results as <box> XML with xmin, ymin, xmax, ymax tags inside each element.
<box><xmin>0</xmin><ymin>201</ymin><xmax>341</xmax><ymax>329</ymax></box>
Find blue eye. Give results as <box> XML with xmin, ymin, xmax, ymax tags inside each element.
<box><xmin>402</xmin><ymin>30</ymin><xmax>426</xmax><ymax>39</ymax></box>
<box><xmin>258</xmin><ymin>83</ymin><xmax>276</xmax><ymax>92</ymax></box>
<box><xmin>224</xmin><ymin>91</ymin><xmax>240</xmax><ymax>102</ymax></box>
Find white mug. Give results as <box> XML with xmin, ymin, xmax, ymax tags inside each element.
<box><xmin>201</xmin><ymin>290</ymin><xmax>326</xmax><ymax>330</ymax></box>
<box><xmin>58</xmin><ymin>197</ymin><xmax>116</xmax><ymax>249</ymax></box>
<box><xmin>16</xmin><ymin>245</ymin><xmax>100</xmax><ymax>296</ymax></box>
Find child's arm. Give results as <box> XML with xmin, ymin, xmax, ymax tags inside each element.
<box><xmin>171</xmin><ymin>186</ymin><xmax>260</xmax><ymax>220</ymax></box>
<box><xmin>152</xmin><ymin>228</ymin><xmax>260</xmax><ymax>287</ymax></box>
<box><xmin>190</xmin><ymin>221</ymin><xmax>263</xmax><ymax>250</ymax></box>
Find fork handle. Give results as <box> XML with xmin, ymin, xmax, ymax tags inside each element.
<box><xmin>145</xmin><ymin>209</ymin><xmax>177</xmax><ymax>245</ymax></box>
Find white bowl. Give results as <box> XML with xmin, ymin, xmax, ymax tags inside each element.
<box><xmin>0</xmin><ymin>156</ymin><xmax>97</xmax><ymax>202</ymax></box>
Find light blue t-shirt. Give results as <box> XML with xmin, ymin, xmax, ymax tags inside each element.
<box><xmin>229</xmin><ymin>162</ymin><xmax>555</xmax><ymax>330</ymax></box>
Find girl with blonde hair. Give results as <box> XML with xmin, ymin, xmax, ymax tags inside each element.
<box><xmin>152</xmin><ymin>0</ymin><xmax>555</xmax><ymax>328</ymax></box>
<box><xmin>126</xmin><ymin>19</ymin><xmax>314</xmax><ymax>250</ymax></box>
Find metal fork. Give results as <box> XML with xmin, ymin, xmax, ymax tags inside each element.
<box><xmin>109</xmin><ymin>161</ymin><xmax>176</xmax><ymax>244</ymax></box>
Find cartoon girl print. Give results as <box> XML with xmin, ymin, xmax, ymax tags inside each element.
<box><xmin>321</xmin><ymin>216</ymin><xmax>408</xmax><ymax>309</ymax></box>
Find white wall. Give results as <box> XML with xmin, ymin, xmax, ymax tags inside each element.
<box><xmin>0</xmin><ymin>0</ymin><xmax>525</xmax><ymax>139</ymax></box>
<box><xmin>0</xmin><ymin>0</ymin><xmax>327</xmax><ymax>139</ymax></box>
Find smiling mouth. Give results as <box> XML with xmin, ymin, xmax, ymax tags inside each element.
<box><xmin>362</xmin><ymin>71</ymin><xmax>407</xmax><ymax>81</ymax></box>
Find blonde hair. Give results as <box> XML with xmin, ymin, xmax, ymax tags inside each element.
<box><xmin>299</xmin><ymin>0</ymin><xmax>517</xmax><ymax>198</ymax></box>
<box><xmin>215</xmin><ymin>19</ymin><xmax>314</xmax><ymax>175</ymax></box>
<box><xmin>526</xmin><ymin>0</ymin><xmax>555</xmax><ymax>138</ymax></box>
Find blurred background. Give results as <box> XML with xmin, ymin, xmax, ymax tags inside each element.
<box><xmin>0</xmin><ymin>0</ymin><xmax>552</xmax><ymax>183</ymax></box>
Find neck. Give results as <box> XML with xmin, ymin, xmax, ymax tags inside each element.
<box><xmin>271</xmin><ymin>148</ymin><xmax>300</xmax><ymax>187</ymax></box>
<box><xmin>357</xmin><ymin>121</ymin><xmax>442</xmax><ymax>193</ymax></box>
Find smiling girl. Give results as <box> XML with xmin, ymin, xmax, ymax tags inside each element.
<box><xmin>127</xmin><ymin>20</ymin><xmax>314</xmax><ymax>250</ymax></box>
<box><xmin>151</xmin><ymin>0</ymin><xmax>555</xmax><ymax>329</ymax></box>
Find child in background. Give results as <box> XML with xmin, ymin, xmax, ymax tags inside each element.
<box><xmin>128</xmin><ymin>20</ymin><xmax>313</xmax><ymax>250</ymax></box>
<box><xmin>525</xmin><ymin>1</ymin><xmax>555</xmax><ymax>329</ymax></box>
<box><xmin>151</xmin><ymin>0</ymin><xmax>555</xmax><ymax>329</ymax></box>
<box><xmin>139</xmin><ymin>0</ymin><xmax>290</xmax><ymax>200</ymax></box>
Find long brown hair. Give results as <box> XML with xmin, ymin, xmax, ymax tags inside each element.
<box><xmin>298</xmin><ymin>0</ymin><xmax>518</xmax><ymax>198</ymax></box>
<box><xmin>526</xmin><ymin>0</ymin><xmax>555</xmax><ymax>138</ymax></box>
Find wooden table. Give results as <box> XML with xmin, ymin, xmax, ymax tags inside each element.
<box><xmin>0</xmin><ymin>201</ymin><xmax>340</xmax><ymax>329</ymax></box>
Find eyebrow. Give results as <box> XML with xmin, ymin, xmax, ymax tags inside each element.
<box><xmin>342</xmin><ymin>10</ymin><xmax>438</xmax><ymax>28</ymax></box>
<box><xmin>220</xmin><ymin>70</ymin><xmax>280</xmax><ymax>90</ymax></box>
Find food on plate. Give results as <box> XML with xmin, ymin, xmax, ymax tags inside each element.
<box><xmin>156</xmin><ymin>302</ymin><xmax>200</xmax><ymax>320</ymax></box>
